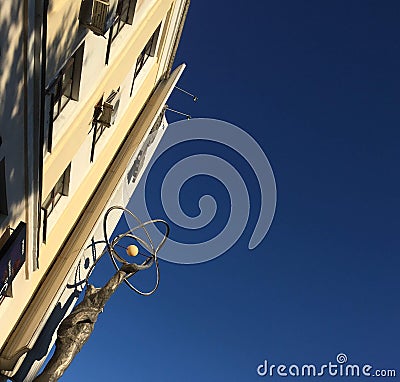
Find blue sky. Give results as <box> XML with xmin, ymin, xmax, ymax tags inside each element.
<box><xmin>63</xmin><ymin>1</ymin><xmax>399</xmax><ymax>381</ymax></box>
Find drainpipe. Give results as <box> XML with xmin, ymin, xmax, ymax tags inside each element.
<box><xmin>34</xmin><ymin>0</ymin><xmax>49</xmax><ymax>269</ymax></box>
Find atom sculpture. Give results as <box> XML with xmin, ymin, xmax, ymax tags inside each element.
<box><xmin>33</xmin><ymin>207</ymin><xmax>169</xmax><ymax>382</ymax></box>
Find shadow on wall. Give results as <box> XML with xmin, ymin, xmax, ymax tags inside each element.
<box><xmin>13</xmin><ymin>242</ymin><xmax>95</xmax><ymax>381</ymax></box>
<box><xmin>0</xmin><ymin>0</ymin><xmax>89</xmax><ymax>228</ymax></box>
<box><xmin>46</xmin><ymin>2</ymin><xmax>89</xmax><ymax>84</ymax></box>
<box><xmin>0</xmin><ymin>0</ymin><xmax>26</xmax><ymax>228</ymax></box>
<box><xmin>0</xmin><ymin>0</ymin><xmax>92</xmax><ymax>376</ymax></box>
<box><xmin>12</xmin><ymin>290</ymin><xmax>79</xmax><ymax>382</ymax></box>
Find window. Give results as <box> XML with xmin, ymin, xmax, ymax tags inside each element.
<box><xmin>0</xmin><ymin>158</ymin><xmax>7</xmax><ymax>216</ymax></box>
<box><xmin>130</xmin><ymin>24</ymin><xmax>161</xmax><ymax>96</ymax></box>
<box><xmin>47</xmin><ymin>43</ymin><xmax>85</xmax><ymax>151</ymax></box>
<box><xmin>51</xmin><ymin>57</ymin><xmax>75</xmax><ymax>121</ymax></box>
<box><xmin>42</xmin><ymin>164</ymin><xmax>71</xmax><ymax>242</ymax></box>
<box><xmin>105</xmin><ymin>0</ymin><xmax>137</xmax><ymax>64</ymax></box>
<box><xmin>111</xmin><ymin>0</ymin><xmax>129</xmax><ymax>39</ymax></box>
<box><xmin>0</xmin><ymin>223</ymin><xmax>26</xmax><ymax>303</ymax></box>
<box><xmin>49</xmin><ymin>44</ymin><xmax>85</xmax><ymax>121</ymax></box>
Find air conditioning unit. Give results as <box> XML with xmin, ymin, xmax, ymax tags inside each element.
<box><xmin>98</xmin><ymin>89</ymin><xmax>121</xmax><ymax>126</ymax></box>
<box><xmin>80</xmin><ymin>0</ymin><xmax>110</xmax><ymax>35</ymax></box>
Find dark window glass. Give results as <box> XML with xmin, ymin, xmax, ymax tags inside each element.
<box><xmin>52</xmin><ymin>57</ymin><xmax>75</xmax><ymax>121</ymax></box>
<box><xmin>105</xmin><ymin>0</ymin><xmax>134</xmax><ymax>64</ymax></box>
<box><xmin>130</xmin><ymin>24</ymin><xmax>161</xmax><ymax>96</ymax></box>
<box><xmin>42</xmin><ymin>164</ymin><xmax>71</xmax><ymax>242</ymax></box>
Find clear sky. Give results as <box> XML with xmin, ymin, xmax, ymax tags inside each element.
<box><xmin>63</xmin><ymin>1</ymin><xmax>399</xmax><ymax>381</ymax></box>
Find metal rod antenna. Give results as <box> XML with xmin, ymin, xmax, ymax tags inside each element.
<box><xmin>175</xmin><ymin>86</ymin><xmax>198</xmax><ymax>101</ymax></box>
<box><xmin>166</xmin><ymin>106</ymin><xmax>191</xmax><ymax>119</ymax></box>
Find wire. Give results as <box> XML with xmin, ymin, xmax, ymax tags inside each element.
<box><xmin>83</xmin><ymin>206</ymin><xmax>170</xmax><ymax>296</ymax></box>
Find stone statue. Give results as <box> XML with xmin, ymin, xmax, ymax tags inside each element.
<box><xmin>33</xmin><ymin>261</ymin><xmax>151</xmax><ymax>382</ymax></box>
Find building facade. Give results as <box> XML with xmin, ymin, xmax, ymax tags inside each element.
<box><xmin>0</xmin><ymin>0</ymin><xmax>189</xmax><ymax>379</ymax></box>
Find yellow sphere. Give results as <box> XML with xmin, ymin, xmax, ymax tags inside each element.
<box><xmin>126</xmin><ymin>245</ymin><xmax>139</xmax><ymax>257</ymax></box>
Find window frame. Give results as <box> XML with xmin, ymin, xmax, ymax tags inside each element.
<box><xmin>51</xmin><ymin>56</ymin><xmax>76</xmax><ymax>121</ymax></box>
<box><xmin>47</xmin><ymin>43</ymin><xmax>85</xmax><ymax>152</ymax></box>
<box><xmin>130</xmin><ymin>24</ymin><xmax>161</xmax><ymax>96</ymax></box>
<box><xmin>42</xmin><ymin>164</ymin><xmax>71</xmax><ymax>243</ymax></box>
<box><xmin>105</xmin><ymin>0</ymin><xmax>137</xmax><ymax>65</ymax></box>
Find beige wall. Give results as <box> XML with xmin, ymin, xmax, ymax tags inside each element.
<box><xmin>0</xmin><ymin>0</ymin><xmax>187</xmax><ymax>376</ymax></box>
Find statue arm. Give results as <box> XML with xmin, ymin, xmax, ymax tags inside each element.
<box><xmin>91</xmin><ymin>269</ymin><xmax>126</xmax><ymax>307</ymax></box>
<box><xmin>91</xmin><ymin>260</ymin><xmax>152</xmax><ymax>307</ymax></box>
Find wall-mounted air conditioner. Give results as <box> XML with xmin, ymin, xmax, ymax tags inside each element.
<box><xmin>80</xmin><ymin>0</ymin><xmax>111</xmax><ymax>36</ymax></box>
<box><xmin>98</xmin><ymin>89</ymin><xmax>121</xmax><ymax>126</ymax></box>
